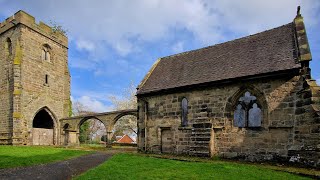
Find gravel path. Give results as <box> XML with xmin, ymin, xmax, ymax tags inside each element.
<box><xmin>0</xmin><ymin>152</ymin><xmax>112</xmax><ymax>180</ymax></box>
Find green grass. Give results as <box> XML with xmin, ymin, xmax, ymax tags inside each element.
<box><xmin>0</xmin><ymin>146</ymin><xmax>91</xmax><ymax>169</ymax></box>
<box><xmin>75</xmin><ymin>144</ymin><xmax>137</xmax><ymax>154</ymax></box>
<box><xmin>76</xmin><ymin>153</ymin><xmax>311</xmax><ymax>180</ymax></box>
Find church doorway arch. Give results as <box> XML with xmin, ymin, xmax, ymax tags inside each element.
<box><xmin>32</xmin><ymin>107</ymin><xmax>57</xmax><ymax>145</ymax></box>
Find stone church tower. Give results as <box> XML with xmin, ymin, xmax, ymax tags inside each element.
<box><xmin>0</xmin><ymin>11</ymin><xmax>70</xmax><ymax>145</ymax></box>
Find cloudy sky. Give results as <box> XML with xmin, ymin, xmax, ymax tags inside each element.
<box><xmin>1</xmin><ymin>0</ymin><xmax>319</xmax><ymax>112</ymax></box>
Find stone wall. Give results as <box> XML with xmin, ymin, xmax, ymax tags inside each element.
<box><xmin>18</xmin><ymin>24</ymin><xmax>70</xmax><ymax>145</ymax></box>
<box><xmin>137</xmin><ymin>74</ymin><xmax>320</xmax><ymax>167</ymax></box>
<box><xmin>0</xmin><ymin>26</ymin><xmax>19</xmax><ymax>144</ymax></box>
<box><xmin>0</xmin><ymin>11</ymin><xmax>70</xmax><ymax>145</ymax></box>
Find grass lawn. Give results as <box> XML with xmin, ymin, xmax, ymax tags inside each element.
<box><xmin>76</xmin><ymin>144</ymin><xmax>137</xmax><ymax>154</ymax></box>
<box><xmin>0</xmin><ymin>146</ymin><xmax>91</xmax><ymax>169</ymax></box>
<box><xmin>76</xmin><ymin>153</ymin><xmax>311</xmax><ymax>180</ymax></box>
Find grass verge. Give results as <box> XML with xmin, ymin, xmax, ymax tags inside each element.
<box><xmin>0</xmin><ymin>146</ymin><xmax>91</xmax><ymax>169</ymax></box>
<box><xmin>71</xmin><ymin>144</ymin><xmax>137</xmax><ymax>154</ymax></box>
<box><xmin>76</xmin><ymin>153</ymin><xmax>311</xmax><ymax>180</ymax></box>
<box><xmin>141</xmin><ymin>153</ymin><xmax>320</xmax><ymax>178</ymax></box>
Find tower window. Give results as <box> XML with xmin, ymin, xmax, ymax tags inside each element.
<box><xmin>6</xmin><ymin>38</ymin><xmax>12</xmax><ymax>56</ymax></box>
<box><xmin>45</xmin><ymin>74</ymin><xmax>49</xmax><ymax>85</ymax></box>
<box><xmin>42</xmin><ymin>44</ymin><xmax>51</xmax><ymax>61</ymax></box>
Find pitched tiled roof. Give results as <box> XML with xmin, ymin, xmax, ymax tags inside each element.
<box><xmin>137</xmin><ymin>23</ymin><xmax>301</xmax><ymax>95</ymax></box>
<box><xmin>117</xmin><ymin>134</ymin><xmax>135</xmax><ymax>143</ymax></box>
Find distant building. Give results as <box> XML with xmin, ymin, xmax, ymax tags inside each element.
<box><xmin>117</xmin><ymin>134</ymin><xmax>136</xmax><ymax>144</ymax></box>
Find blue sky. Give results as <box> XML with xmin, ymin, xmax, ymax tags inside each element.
<box><xmin>1</xmin><ymin>0</ymin><xmax>319</xmax><ymax>112</ymax></box>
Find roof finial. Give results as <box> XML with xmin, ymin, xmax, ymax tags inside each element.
<box><xmin>297</xmin><ymin>6</ymin><xmax>301</xmax><ymax>16</ymax></box>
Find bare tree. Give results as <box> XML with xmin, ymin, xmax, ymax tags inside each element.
<box><xmin>87</xmin><ymin>119</ymin><xmax>106</xmax><ymax>143</ymax></box>
<box><xmin>73</xmin><ymin>101</ymin><xmax>106</xmax><ymax>143</ymax></box>
<box><xmin>108</xmin><ymin>82</ymin><xmax>137</xmax><ymax>138</ymax></box>
<box><xmin>109</xmin><ymin>82</ymin><xmax>136</xmax><ymax>110</ymax></box>
<box><xmin>73</xmin><ymin>101</ymin><xmax>89</xmax><ymax>116</ymax></box>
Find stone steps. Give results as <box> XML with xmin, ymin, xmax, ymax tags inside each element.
<box><xmin>189</xmin><ymin>121</ymin><xmax>212</xmax><ymax>157</ymax></box>
<box><xmin>190</xmin><ymin>145</ymin><xmax>209</xmax><ymax>148</ymax></box>
<box><xmin>192</xmin><ymin>122</ymin><xmax>212</xmax><ymax>129</ymax></box>
<box><xmin>191</xmin><ymin>137</ymin><xmax>211</xmax><ymax>142</ymax></box>
<box><xmin>191</xmin><ymin>130</ymin><xmax>211</xmax><ymax>134</ymax></box>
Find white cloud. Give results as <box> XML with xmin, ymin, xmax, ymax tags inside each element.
<box><xmin>114</xmin><ymin>39</ymin><xmax>134</xmax><ymax>57</ymax></box>
<box><xmin>172</xmin><ymin>41</ymin><xmax>184</xmax><ymax>53</ymax></box>
<box><xmin>1</xmin><ymin>0</ymin><xmax>318</xmax><ymax>62</ymax></box>
<box><xmin>2</xmin><ymin>0</ymin><xmax>319</xmax><ymax>110</ymax></box>
<box><xmin>0</xmin><ymin>0</ymin><xmax>221</xmax><ymax>56</ymax></box>
<box><xmin>317</xmin><ymin>79</ymin><xmax>320</xmax><ymax>85</ymax></box>
<box><xmin>69</xmin><ymin>57</ymin><xmax>97</xmax><ymax>70</ymax></box>
<box><xmin>75</xmin><ymin>96</ymin><xmax>112</xmax><ymax>113</ymax></box>
<box><xmin>2</xmin><ymin>0</ymin><xmax>318</xmax><ymax>57</ymax></box>
<box><xmin>76</xmin><ymin>39</ymin><xmax>95</xmax><ymax>52</ymax></box>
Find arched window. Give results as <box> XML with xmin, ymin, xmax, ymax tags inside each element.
<box><xmin>181</xmin><ymin>98</ymin><xmax>188</xmax><ymax>126</ymax></box>
<box><xmin>6</xmin><ymin>38</ymin><xmax>12</xmax><ymax>56</ymax></box>
<box><xmin>42</xmin><ymin>44</ymin><xmax>51</xmax><ymax>61</ymax></box>
<box><xmin>234</xmin><ymin>91</ymin><xmax>262</xmax><ymax>127</ymax></box>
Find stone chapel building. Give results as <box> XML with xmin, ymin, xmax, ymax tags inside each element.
<box><xmin>0</xmin><ymin>11</ymin><xmax>70</xmax><ymax>145</ymax></box>
<box><xmin>136</xmin><ymin>10</ymin><xmax>320</xmax><ymax>166</ymax></box>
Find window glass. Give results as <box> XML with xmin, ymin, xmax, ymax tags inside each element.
<box><xmin>181</xmin><ymin>98</ymin><xmax>188</xmax><ymax>126</ymax></box>
<box><xmin>234</xmin><ymin>92</ymin><xmax>262</xmax><ymax>127</ymax></box>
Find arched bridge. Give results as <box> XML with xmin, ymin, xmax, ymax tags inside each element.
<box><xmin>60</xmin><ymin>109</ymin><xmax>137</xmax><ymax>146</ymax></box>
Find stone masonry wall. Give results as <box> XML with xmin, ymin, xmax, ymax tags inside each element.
<box><xmin>21</xmin><ymin>27</ymin><xmax>70</xmax><ymax>143</ymax></box>
<box><xmin>0</xmin><ymin>11</ymin><xmax>70</xmax><ymax>145</ymax></box>
<box><xmin>138</xmin><ymin>74</ymin><xmax>320</xmax><ymax>166</ymax></box>
<box><xmin>18</xmin><ymin>25</ymin><xmax>70</xmax><ymax>145</ymax></box>
<box><xmin>0</xmin><ymin>27</ymin><xmax>20</xmax><ymax>144</ymax></box>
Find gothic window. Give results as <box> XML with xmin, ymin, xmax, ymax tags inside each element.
<box><xmin>234</xmin><ymin>91</ymin><xmax>262</xmax><ymax>128</ymax></box>
<box><xmin>181</xmin><ymin>98</ymin><xmax>188</xmax><ymax>126</ymax></box>
<box><xmin>234</xmin><ymin>104</ymin><xmax>246</xmax><ymax>127</ymax></box>
<box><xmin>42</xmin><ymin>44</ymin><xmax>51</xmax><ymax>61</ymax></box>
<box><xmin>249</xmin><ymin>103</ymin><xmax>262</xmax><ymax>127</ymax></box>
<box><xmin>6</xmin><ymin>38</ymin><xmax>12</xmax><ymax>56</ymax></box>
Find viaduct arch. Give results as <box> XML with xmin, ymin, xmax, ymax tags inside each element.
<box><xmin>60</xmin><ymin>109</ymin><xmax>137</xmax><ymax>146</ymax></box>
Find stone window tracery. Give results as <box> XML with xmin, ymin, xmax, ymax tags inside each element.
<box><xmin>42</xmin><ymin>44</ymin><xmax>51</xmax><ymax>61</ymax></box>
<box><xmin>181</xmin><ymin>98</ymin><xmax>188</xmax><ymax>126</ymax></box>
<box><xmin>234</xmin><ymin>91</ymin><xmax>262</xmax><ymax>128</ymax></box>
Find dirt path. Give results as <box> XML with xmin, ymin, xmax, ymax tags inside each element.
<box><xmin>0</xmin><ymin>152</ymin><xmax>112</xmax><ymax>180</ymax></box>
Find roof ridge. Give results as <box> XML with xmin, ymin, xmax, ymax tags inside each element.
<box><xmin>161</xmin><ymin>22</ymin><xmax>293</xmax><ymax>60</ymax></box>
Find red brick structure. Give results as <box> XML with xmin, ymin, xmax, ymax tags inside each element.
<box><xmin>117</xmin><ymin>134</ymin><xmax>135</xmax><ymax>144</ymax></box>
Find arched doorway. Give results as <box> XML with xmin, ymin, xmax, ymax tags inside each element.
<box><xmin>32</xmin><ymin>108</ymin><xmax>56</xmax><ymax>145</ymax></box>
